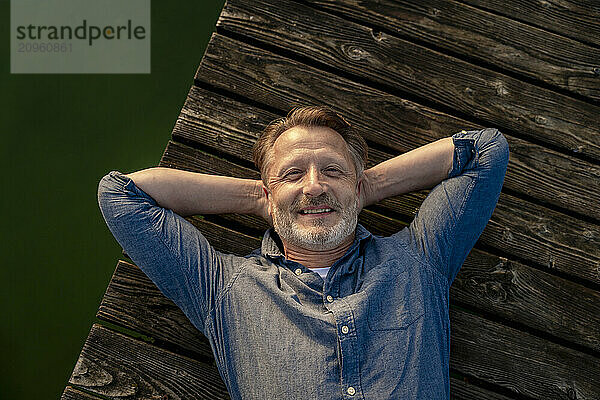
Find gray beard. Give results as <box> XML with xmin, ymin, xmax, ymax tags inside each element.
<box><xmin>271</xmin><ymin>194</ymin><xmax>359</xmax><ymax>251</ymax></box>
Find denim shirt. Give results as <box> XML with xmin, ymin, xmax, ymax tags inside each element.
<box><xmin>97</xmin><ymin>128</ymin><xmax>509</xmax><ymax>400</ymax></box>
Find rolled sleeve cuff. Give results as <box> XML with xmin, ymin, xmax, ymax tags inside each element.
<box><xmin>98</xmin><ymin>170</ymin><xmax>158</xmax><ymax>206</ymax></box>
<box><xmin>448</xmin><ymin>131</ymin><xmax>476</xmax><ymax>179</ymax></box>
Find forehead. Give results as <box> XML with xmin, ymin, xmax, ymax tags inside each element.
<box><xmin>271</xmin><ymin>126</ymin><xmax>351</xmax><ymax>166</ymax></box>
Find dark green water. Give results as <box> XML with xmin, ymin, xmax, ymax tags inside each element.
<box><xmin>1</xmin><ymin>1</ymin><xmax>225</xmax><ymax>397</ymax></box>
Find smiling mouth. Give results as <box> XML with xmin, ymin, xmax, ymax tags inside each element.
<box><xmin>299</xmin><ymin>208</ymin><xmax>333</xmax><ymax>215</ymax></box>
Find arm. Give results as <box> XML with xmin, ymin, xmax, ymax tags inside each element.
<box><xmin>360</xmin><ymin>137</ymin><xmax>455</xmax><ymax>208</ymax></box>
<box><xmin>373</xmin><ymin>128</ymin><xmax>510</xmax><ymax>284</ymax></box>
<box><xmin>125</xmin><ymin>167</ymin><xmax>269</xmax><ymax>220</ymax></box>
<box><xmin>97</xmin><ymin>170</ymin><xmax>256</xmax><ymax>334</ymax></box>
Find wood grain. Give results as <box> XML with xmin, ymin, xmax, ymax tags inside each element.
<box><xmin>97</xmin><ymin>260</ymin><xmax>216</xmax><ymax>361</ymax></box>
<box><xmin>215</xmin><ymin>0</ymin><xmax>600</xmax><ymax>160</ymax></box>
<box><xmin>450</xmin><ymin>377</ymin><xmax>516</xmax><ymax>400</ymax></box>
<box><xmin>460</xmin><ymin>0</ymin><xmax>600</xmax><ymax>47</ymax></box>
<box><xmin>193</xmin><ymin>35</ymin><xmax>600</xmax><ymax>220</ymax></box>
<box><xmin>67</xmin><ymin>324</ymin><xmax>230</xmax><ymax>399</ymax></box>
<box><xmin>301</xmin><ymin>0</ymin><xmax>600</xmax><ymax>101</ymax></box>
<box><xmin>61</xmin><ymin>386</ymin><xmax>105</xmax><ymax>400</ymax></box>
<box><xmin>450</xmin><ymin>307</ymin><xmax>600</xmax><ymax>399</ymax></box>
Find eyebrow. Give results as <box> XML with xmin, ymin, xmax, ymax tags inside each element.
<box><xmin>275</xmin><ymin>155</ymin><xmax>350</xmax><ymax>175</ymax></box>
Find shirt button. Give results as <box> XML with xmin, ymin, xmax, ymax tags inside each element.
<box><xmin>294</xmin><ymin>268</ymin><xmax>302</xmax><ymax>276</ymax></box>
<box><xmin>347</xmin><ymin>386</ymin><xmax>356</xmax><ymax>396</ymax></box>
<box><xmin>341</xmin><ymin>325</ymin><xmax>349</xmax><ymax>334</ymax></box>
<box><xmin>326</xmin><ymin>295</ymin><xmax>334</xmax><ymax>303</ymax></box>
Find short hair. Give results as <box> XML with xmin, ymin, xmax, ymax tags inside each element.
<box><xmin>253</xmin><ymin>106</ymin><xmax>368</xmax><ymax>187</ymax></box>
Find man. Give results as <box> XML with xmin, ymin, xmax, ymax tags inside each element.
<box><xmin>98</xmin><ymin>106</ymin><xmax>509</xmax><ymax>399</ymax></box>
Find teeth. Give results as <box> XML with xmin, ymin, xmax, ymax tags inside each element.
<box><xmin>301</xmin><ymin>208</ymin><xmax>332</xmax><ymax>214</ymax></box>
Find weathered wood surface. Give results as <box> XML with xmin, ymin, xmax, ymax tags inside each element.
<box><xmin>67</xmin><ymin>324</ymin><xmax>230</xmax><ymax>400</ymax></box>
<box><xmin>214</xmin><ymin>0</ymin><xmax>600</xmax><ymax>161</ymax></box>
<box><xmin>61</xmin><ymin>386</ymin><xmax>105</xmax><ymax>400</ymax></box>
<box><xmin>300</xmin><ymin>0</ymin><xmax>600</xmax><ymax>102</ymax></box>
<box><xmin>170</xmin><ymin>85</ymin><xmax>600</xmax><ymax>285</ymax></box>
<box><xmin>194</xmin><ymin>34</ymin><xmax>600</xmax><ymax>222</ymax></box>
<box><xmin>460</xmin><ymin>0</ymin><xmax>600</xmax><ymax>47</ymax></box>
<box><xmin>450</xmin><ymin>307</ymin><xmax>600</xmax><ymax>399</ymax></box>
<box><xmin>449</xmin><ymin>378</ymin><xmax>516</xmax><ymax>400</ymax></box>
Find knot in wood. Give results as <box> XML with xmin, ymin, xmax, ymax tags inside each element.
<box><xmin>502</xmin><ymin>227</ymin><xmax>514</xmax><ymax>242</ymax></box>
<box><xmin>486</xmin><ymin>281</ymin><xmax>508</xmax><ymax>303</ymax></box>
<box><xmin>534</xmin><ymin>115</ymin><xmax>547</xmax><ymax>125</ymax></box>
<box><xmin>343</xmin><ymin>44</ymin><xmax>368</xmax><ymax>61</ymax></box>
<box><xmin>582</xmin><ymin>229</ymin><xmax>595</xmax><ymax>240</ymax></box>
<box><xmin>492</xmin><ymin>258</ymin><xmax>515</xmax><ymax>284</ymax></box>
<box><xmin>594</xmin><ymin>67</ymin><xmax>600</xmax><ymax>76</ymax></box>
<box><xmin>572</xmin><ymin>144</ymin><xmax>584</xmax><ymax>153</ymax></box>
<box><xmin>370</xmin><ymin>29</ymin><xmax>384</xmax><ymax>42</ymax></box>
<box><xmin>491</xmin><ymin>81</ymin><xmax>509</xmax><ymax>96</ymax></box>
<box><xmin>566</xmin><ymin>386</ymin><xmax>578</xmax><ymax>400</ymax></box>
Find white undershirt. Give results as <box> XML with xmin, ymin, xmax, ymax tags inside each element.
<box><xmin>310</xmin><ymin>266</ymin><xmax>331</xmax><ymax>279</ymax></box>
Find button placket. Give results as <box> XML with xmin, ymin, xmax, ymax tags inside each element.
<box><xmin>334</xmin><ymin>298</ymin><xmax>361</xmax><ymax>399</ymax></box>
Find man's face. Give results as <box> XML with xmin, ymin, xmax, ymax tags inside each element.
<box><xmin>264</xmin><ymin>126</ymin><xmax>361</xmax><ymax>250</ymax></box>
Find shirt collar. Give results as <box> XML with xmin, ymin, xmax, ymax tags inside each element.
<box><xmin>260</xmin><ymin>223</ymin><xmax>372</xmax><ymax>260</ymax></box>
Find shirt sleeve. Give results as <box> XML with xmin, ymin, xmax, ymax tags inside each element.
<box><xmin>397</xmin><ymin>128</ymin><xmax>510</xmax><ymax>285</ymax></box>
<box><xmin>97</xmin><ymin>170</ymin><xmax>227</xmax><ymax>334</ymax></box>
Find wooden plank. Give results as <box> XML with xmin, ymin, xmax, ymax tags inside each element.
<box><xmin>167</xmin><ymin>85</ymin><xmax>600</xmax><ymax>285</ymax></box>
<box><xmin>451</xmin><ymin>250</ymin><xmax>600</xmax><ymax>353</ymax></box>
<box><xmin>61</xmin><ymin>386</ymin><xmax>105</xmax><ymax>400</ymax></box>
<box><xmin>450</xmin><ymin>377</ymin><xmax>516</xmax><ymax>400</ymax></box>
<box><xmin>97</xmin><ymin>260</ymin><xmax>215</xmax><ymax>361</ymax></box>
<box><xmin>300</xmin><ymin>0</ymin><xmax>600</xmax><ymax>102</ymax></box>
<box><xmin>214</xmin><ymin>0</ymin><xmax>600</xmax><ymax>160</ymax></box>
<box><xmin>460</xmin><ymin>0</ymin><xmax>600</xmax><ymax>48</ymax></box>
<box><xmin>193</xmin><ymin>35</ymin><xmax>600</xmax><ymax>221</ymax></box>
<box><xmin>450</xmin><ymin>307</ymin><xmax>600</xmax><ymax>400</ymax></box>
<box><xmin>67</xmin><ymin>324</ymin><xmax>230</xmax><ymax>399</ymax></box>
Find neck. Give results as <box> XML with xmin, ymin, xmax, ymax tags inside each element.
<box><xmin>281</xmin><ymin>233</ymin><xmax>355</xmax><ymax>268</ymax></box>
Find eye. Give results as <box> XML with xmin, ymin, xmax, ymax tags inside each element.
<box><xmin>324</xmin><ymin>166</ymin><xmax>343</xmax><ymax>175</ymax></box>
<box><xmin>283</xmin><ymin>170</ymin><xmax>302</xmax><ymax>180</ymax></box>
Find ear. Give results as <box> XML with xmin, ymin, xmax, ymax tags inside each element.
<box><xmin>262</xmin><ymin>185</ymin><xmax>273</xmax><ymax>217</ymax></box>
<box><xmin>356</xmin><ymin>174</ymin><xmax>363</xmax><ymax>197</ymax></box>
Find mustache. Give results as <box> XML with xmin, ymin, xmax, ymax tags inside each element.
<box><xmin>290</xmin><ymin>193</ymin><xmax>341</xmax><ymax>212</ymax></box>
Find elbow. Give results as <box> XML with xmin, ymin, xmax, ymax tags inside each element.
<box><xmin>97</xmin><ymin>171</ymin><xmax>118</xmax><ymax>206</ymax></box>
<box><xmin>479</xmin><ymin>128</ymin><xmax>510</xmax><ymax>169</ymax></box>
<box><xmin>97</xmin><ymin>170</ymin><xmax>132</xmax><ymax>217</ymax></box>
<box><xmin>475</xmin><ymin>128</ymin><xmax>510</xmax><ymax>174</ymax></box>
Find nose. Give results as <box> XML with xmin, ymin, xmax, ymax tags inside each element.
<box><xmin>302</xmin><ymin>167</ymin><xmax>325</xmax><ymax>197</ymax></box>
